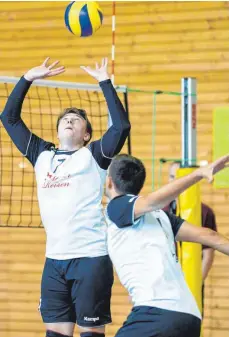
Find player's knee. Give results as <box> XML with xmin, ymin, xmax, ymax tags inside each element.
<box><xmin>46</xmin><ymin>330</ymin><xmax>73</xmax><ymax>337</ymax></box>
<box><xmin>80</xmin><ymin>332</ymin><xmax>105</xmax><ymax>337</ymax></box>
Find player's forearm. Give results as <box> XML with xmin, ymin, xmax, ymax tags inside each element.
<box><xmin>1</xmin><ymin>76</ymin><xmax>32</xmax><ymax>125</ymax></box>
<box><xmin>99</xmin><ymin>79</ymin><xmax>130</xmax><ymax>132</ymax></box>
<box><xmin>145</xmin><ymin>170</ymin><xmax>202</xmax><ymax>211</ymax></box>
<box><xmin>203</xmin><ymin>231</ymin><xmax>229</xmax><ymax>256</ymax></box>
<box><xmin>188</xmin><ymin>228</ymin><xmax>229</xmax><ymax>256</ymax></box>
<box><xmin>0</xmin><ymin>76</ymin><xmax>33</xmax><ymax>155</ymax></box>
<box><xmin>99</xmin><ymin>79</ymin><xmax>130</xmax><ymax>156</ymax></box>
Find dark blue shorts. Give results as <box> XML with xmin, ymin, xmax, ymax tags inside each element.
<box><xmin>39</xmin><ymin>255</ymin><xmax>114</xmax><ymax>327</ymax></box>
<box><xmin>115</xmin><ymin>306</ymin><xmax>201</xmax><ymax>337</ymax></box>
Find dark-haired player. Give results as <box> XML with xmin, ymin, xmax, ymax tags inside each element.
<box><xmin>106</xmin><ymin>154</ymin><xmax>229</xmax><ymax>337</ymax></box>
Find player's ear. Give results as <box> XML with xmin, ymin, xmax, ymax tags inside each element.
<box><xmin>105</xmin><ymin>175</ymin><xmax>114</xmax><ymax>192</ymax></box>
<box><xmin>107</xmin><ymin>175</ymin><xmax>113</xmax><ymax>189</ymax></box>
<box><xmin>84</xmin><ymin>132</ymin><xmax>90</xmax><ymax>142</ymax></box>
<box><xmin>56</xmin><ymin>125</ymin><xmax>60</xmax><ymax>140</ymax></box>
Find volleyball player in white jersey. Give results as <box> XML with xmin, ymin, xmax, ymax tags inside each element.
<box><xmin>105</xmin><ymin>154</ymin><xmax>229</xmax><ymax>337</ymax></box>
<box><xmin>0</xmin><ymin>58</ymin><xmax>130</xmax><ymax>337</ymax></box>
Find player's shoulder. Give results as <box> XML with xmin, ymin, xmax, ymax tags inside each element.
<box><xmin>35</xmin><ymin>142</ymin><xmax>55</xmax><ymax>157</ymax></box>
<box><xmin>107</xmin><ymin>194</ymin><xmax>139</xmax><ymax>228</ymax></box>
<box><xmin>87</xmin><ymin>140</ymin><xmax>111</xmax><ymax>170</ymax></box>
<box><xmin>107</xmin><ymin>194</ymin><xmax>138</xmax><ymax>214</ymax></box>
<box><xmin>34</xmin><ymin>144</ymin><xmax>55</xmax><ymax>166</ymax></box>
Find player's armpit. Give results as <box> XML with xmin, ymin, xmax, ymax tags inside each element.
<box><xmin>176</xmin><ymin>221</ymin><xmax>229</xmax><ymax>256</ymax></box>
<box><xmin>134</xmin><ymin>196</ymin><xmax>154</xmax><ymax>219</ymax></box>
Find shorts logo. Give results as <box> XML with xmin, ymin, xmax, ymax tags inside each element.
<box><xmin>84</xmin><ymin>316</ymin><xmax>99</xmax><ymax>322</ymax></box>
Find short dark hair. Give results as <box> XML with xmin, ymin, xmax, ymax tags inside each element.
<box><xmin>56</xmin><ymin>107</ymin><xmax>93</xmax><ymax>145</ymax></box>
<box><xmin>109</xmin><ymin>154</ymin><xmax>146</xmax><ymax>195</ymax></box>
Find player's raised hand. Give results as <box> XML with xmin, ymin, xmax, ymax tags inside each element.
<box><xmin>197</xmin><ymin>154</ymin><xmax>229</xmax><ymax>183</ymax></box>
<box><xmin>24</xmin><ymin>57</ymin><xmax>65</xmax><ymax>82</ymax></box>
<box><xmin>80</xmin><ymin>58</ymin><xmax>109</xmax><ymax>82</ymax></box>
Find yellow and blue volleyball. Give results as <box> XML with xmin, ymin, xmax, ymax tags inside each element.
<box><xmin>65</xmin><ymin>1</ymin><xmax>103</xmax><ymax>37</ymax></box>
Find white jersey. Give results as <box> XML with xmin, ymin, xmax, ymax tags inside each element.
<box><xmin>35</xmin><ymin>147</ymin><xmax>107</xmax><ymax>259</ymax></box>
<box><xmin>106</xmin><ymin>195</ymin><xmax>201</xmax><ymax>319</ymax></box>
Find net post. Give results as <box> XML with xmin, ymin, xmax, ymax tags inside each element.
<box><xmin>181</xmin><ymin>78</ymin><xmax>197</xmax><ymax>167</ymax></box>
<box><xmin>179</xmin><ymin>77</ymin><xmax>202</xmax><ymax>320</ymax></box>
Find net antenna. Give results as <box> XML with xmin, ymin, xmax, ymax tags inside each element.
<box><xmin>108</xmin><ymin>2</ymin><xmax>131</xmax><ymax>154</ymax></box>
<box><xmin>111</xmin><ymin>1</ymin><xmax>116</xmax><ymax>86</ymax></box>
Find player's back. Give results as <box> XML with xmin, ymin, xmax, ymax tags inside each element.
<box><xmin>107</xmin><ymin>203</ymin><xmax>201</xmax><ymax>319</ymax></box>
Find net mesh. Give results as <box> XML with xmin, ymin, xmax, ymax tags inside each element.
<box><xmin>0</xmin><ymin>79</ymin><xmax>129</xmax><ymax>228</ymax></box>
<box><xmin>127</xmin><ymin>89</ymin><xmax>182</xmax><ymax>193</ymax></box>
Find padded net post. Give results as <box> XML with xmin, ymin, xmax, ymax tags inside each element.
<box><xmin>180</xmin><ymin>77</ymin><xmax>202</xmax><ymax>319</ymax></box>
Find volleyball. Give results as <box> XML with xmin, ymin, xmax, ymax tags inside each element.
<box><xmin>65</xmin><ymin>1</ymin><xmax>103</xmax><ymax>37</ymax></box>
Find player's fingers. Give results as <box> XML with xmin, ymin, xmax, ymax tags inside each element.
<box><xmin>48</xmin><ymin>60</ymin><xmax>60</xmax><ymax>70</ymax></box>
<box><xmin>48</xmin><ymin>66</ymin><xmax>65</xmax><ymax>76</ymax></box>
<box><xmin>80</xmin><ymin>66</ymin><xmax>92</xmax><ymax>73</ymax></box>
<box><xmin>104</xmin><ymin>57</ymin><xmax>108</xmax><ymax>68</ymax></box>
<box><xmin>42</xmin><ymin>57</ymin><xmax>50</xmax><ymax>67</ymax></box>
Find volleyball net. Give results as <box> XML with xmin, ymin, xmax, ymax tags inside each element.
<box><xmin>0</xmin><ymin>77</ymin><xmax>130</xmax><ymax>228</ymax></box>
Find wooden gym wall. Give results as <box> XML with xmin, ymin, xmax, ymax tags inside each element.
<box><xmin>0</xmin><ymin>2</ymin><xmax>229</xmax><ymax>337</ymax></box>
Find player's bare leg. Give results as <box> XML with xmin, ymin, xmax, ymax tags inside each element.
<box><xmin>45</xmin><ymin>322</ymin><xmax>75</xmax><ymax>337</ymax></box>
<box><xmin>79</xmin><ymin>325</ymin><xmax>105</xmax><ymax>336</ymax></box>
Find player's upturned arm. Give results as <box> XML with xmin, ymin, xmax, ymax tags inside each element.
<box><xmin>0</xmin><ymin>76</ymin><xmax>33</xmax><ymax>155</ymax></box>
<box><xmin>1</xmin><ymin>59</ymin><xmax>63</xmax><ymax>166</ymax></box>
<box><xmin>134</xmin><ymin>154</ymin><xmax>229</xmax><ymax>219</ymax></box>
<box><xmin>176</xmin><ymin>222</ymin><xmax>229</xmax><ymax>256</ymax></box>
<box><xmin>99</xmin><ymin>79</ymin><xmax>131</xmax><ymax>158</ymax></box>
<box><xmin>0</xmin><ymin>76</ymin><xmax>54</xmax><ymax>166</ymax></box>
<box><xmin>134</xmin><ymin>170</ymin><xmax>203</xmax><ymax>218</ymax></box>
<box><xmin>81</xmin><ymin>58</ymin><xmax>130</xmax><ymax>167</ymax></box>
